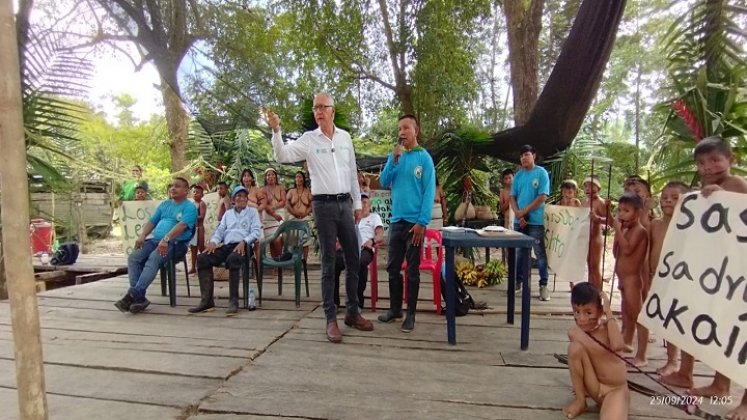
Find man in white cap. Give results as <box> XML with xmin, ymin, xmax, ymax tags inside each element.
<box><xmin>189</xmin><ymin>186</ymin><xmax>262</xmax><ymax>315</ymax></box>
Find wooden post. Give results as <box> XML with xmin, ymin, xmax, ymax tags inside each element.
<box><xmin>0</xmin><ymin>0</ymin><xmax>50</xmax><ymax>418</ymax></box>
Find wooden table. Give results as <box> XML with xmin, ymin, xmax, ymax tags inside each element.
<box><xmin>442</xmin><ymin>229</ymin><xmax>534</xmax><ymax>349</ymax></box>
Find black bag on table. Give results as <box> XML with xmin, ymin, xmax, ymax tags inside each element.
<box><xmin>51</xmin><ymin>242</ymin><xmax>80</xmax><ymax>266</ymax></box>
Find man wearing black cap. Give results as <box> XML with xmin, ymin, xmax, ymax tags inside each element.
<box><xmin>510</xmin><ymin>145</ymin><xmax>551</xmax><ymax>301</ymax></box>
<box><xmin>189</xmin><ymin>186</ymin><xmax>261</xmax><ymax>315</ymax></box>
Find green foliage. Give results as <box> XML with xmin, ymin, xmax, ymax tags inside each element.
<box><xmin>647</xmin><ymin>0</ymin><xmax>747</xmax><ymax>186</ymax></box>
<box><xmin>434</xmin><ymin>127</ymin><xmax>497</xmax><ymax>220</ymax></box>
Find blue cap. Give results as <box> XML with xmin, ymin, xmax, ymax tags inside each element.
<box><xmin>232</xmin><ymin>186</ymin><xmax>249</xmax><ymax>198</ymax></box>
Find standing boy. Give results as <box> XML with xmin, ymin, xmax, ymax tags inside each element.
<box><xmin>189</xmin><ymin>184</ymin><xmax>207</xmax><ymax>274</ymax></box>
<box><xmin>510</xmin><ymin>145</ymin><xmax>551</xmax><ymax>301</ymax></box>
<box><xmin>581</xmin><ymin>175</ymin><xmax>608</xmax><ymax>292</ymax></box>
<box><xmin>563</xmin><ymin>283</ymin><xmax>629</xmax><ymax>419</ymax></box>
<box><xmin>499</xmin><ymin>168</ymin><xmax>515</xmax><ymax>229</ymax></box>
<box><xmin>612</xmin><ymin>192</ymin><xmax>648</xmax><ymax>353</ymax></box>
<box><xmin>377</xmin><ymin>114</ymin><xmax>436</xmax><ymax>332</ymax></box>
<box><xmin>649</xmin><ymin>181</ymin><xmax>690</xmax><ymax>375</ymax></box>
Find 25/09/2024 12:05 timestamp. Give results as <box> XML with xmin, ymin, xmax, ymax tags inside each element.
<box><xmin>650</xmin><ymin>395</ymin><xmax>733</xmax><ymax>406</ymax></box>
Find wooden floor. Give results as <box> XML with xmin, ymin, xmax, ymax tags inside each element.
<box><xmin>1</xmin><ymin>263</ymin><xmax>742</xmax><ymax>420</ymax></box>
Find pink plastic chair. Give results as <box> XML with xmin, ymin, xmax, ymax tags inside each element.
<box><xmin>403</xmin><ymin>229</ymin><xmax>443</xmax><ymax>314</ymax></box>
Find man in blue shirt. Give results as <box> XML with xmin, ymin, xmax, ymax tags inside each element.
<box><xmin>115</xmin><ymin>177</ymin><xmax>198</xmax><ymax>313</ymax></box>
<box><xmin>378</xmin><ymin>115</ymin><xmax>436</xmax><ymax>332</ymax></box>
<box><xmin>189</xmin><ymin>186</ymin><xmax>261</xmax><ymax>315</ymax></box>
<box><xmin>510</xmin><ymin>144</ymin><xmax>551</xmax><ymax>301</ymax></box>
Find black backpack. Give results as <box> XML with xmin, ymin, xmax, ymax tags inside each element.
<box><xmin>51</xmin><ymin>242</ymin><xmax>80</xmax><ymax>266</ymax></box>
<box><xmin>440</xmin><ymin>275</ymin><xmax>474</xmax><ymax>316</ymax></box>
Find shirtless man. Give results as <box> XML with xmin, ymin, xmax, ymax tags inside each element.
<box><xmin>581</xmin><ymin>176</ymin><xmax>608</xmax><ymax>291</ymax></box>
<box><xmin>612</xmin><ymin>192</ymin><xmax>648</xmax><ymax>354</ymax></box>
<box><xmin>564</xmin><ymin>283</ymin><xmax>628</xmax><ymax>419</ymax></box>
<box><xmin>649</xmin><ymin>181</ymin><xmax>690</xmax><ymax>376</ymax></box>
<box><xmin>667</xmin><ymin>137</ymin><xmax>747</xmax><ymax>420</ymax></box>
<box><xmin>286</xmin><ymin>171</ymin><xmax>313</xmax><ymax>260</ymax></box>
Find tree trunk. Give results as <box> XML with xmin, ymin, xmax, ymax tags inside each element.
<box><xmin>502</xmin><ymin>0</ymin><xmax>545</xmax><ymax>126</ymax></box>
<box><xmin>0</xmin><ymin>0</ymin><xmax>49</xmax><ymax>415</ymax></box>
<box><xmin>162</xmin><ymin>80</ymin><xmax>188</xmax><ymax>172</ymax></box>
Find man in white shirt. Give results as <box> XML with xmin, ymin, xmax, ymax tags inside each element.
<box><xmin>188</xmin><ymin>186</ymin><xmax>261</xmax><ymax>315</ymax></box>
<box><xmin>334</xmin><ymin>193</ymin><xmax>384</xmax><ymax>309</ymax></box>
<box><xmin>263</xmin><ymin>92</ymin><xmax>374</xmax><ymax>343</ymax></box>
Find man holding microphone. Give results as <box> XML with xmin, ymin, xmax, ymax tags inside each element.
<box><xmin>378</xmin><ymin>115</ymin><xmax>436</xmax><ymax>332</ymax></box>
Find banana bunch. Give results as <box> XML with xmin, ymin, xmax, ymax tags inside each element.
<box><xmin>457</xmin><ymin>261</ymin><xmax>490</xmax><ymax>288</ymax></box>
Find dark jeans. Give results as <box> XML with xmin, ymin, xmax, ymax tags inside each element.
<box><xmin>196</xmin><ymin>243</ymin><xmax>245</xmax><ymax>299</ymax></box>
<box><xmin>334</xmin><ymin>247</ymin><xmax>374</xmax><ymax>309</ymax></box>
<box><xmin>516</xmin><ymin>224</ymin><xmax>548</xmax><ymax>287</ymax></box>
<box><xmin>386</xmin><ymin>221</ymin><xmax>422</xmax><ymax>314</ymax></box>
<box><xmin>312</xmin><ymin>198</ymin><xmax>360</xmax><ymax>322</ymax></box>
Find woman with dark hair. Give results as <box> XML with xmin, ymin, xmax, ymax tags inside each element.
<box><xmin>286</xmin><ymin>170</ymin><xmax>314</xmax><ymax>260</ymax></box>
<box><xmin>262</xmin><ymin>167</ymin><xmax>286</xmax><ymax>259</ymax></box>
<box><xmin>240</xmin><ymin>168</ymin><xmax>266</xmax><ymax>212</ymax></box>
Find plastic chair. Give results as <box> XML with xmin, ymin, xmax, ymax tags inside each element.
<box><xmin>402</xmin><ymin>229</ymin><xmax>443</xmax><ymax>314</ymax></box>
<box><xmin>159</xmin><ymin>228</ymin><xmax>195</xmax><ymax>307</ymax></box>
<box><xmin>257</xmin><ymin>220</ymin><xmax>310</xmax><ymax>308</ymax></box>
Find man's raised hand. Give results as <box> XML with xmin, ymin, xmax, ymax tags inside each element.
<box><xmin>262</xmin><ymin>107</ymin><xmax>280</xmax><ymax>133</ymax></box>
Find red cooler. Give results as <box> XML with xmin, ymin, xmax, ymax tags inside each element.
<box><xmin>30</xmin><ymin>219</ymin><xmax>55</xmax><ymax>255</ymax></box>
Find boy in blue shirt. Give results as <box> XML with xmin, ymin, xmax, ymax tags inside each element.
<box><xmin>115</xmin><ymin>177</ymin><xmax>198</xmax><ymax>313</ymax></box>
<box><xmin>510</xmin><ymin>144</ymin><xmax>551</xmax><ymax>301</ymax></box>
<box><xmin>377</xmin><ymin>115</ymin><xmax>436</xmax><ymax>332</ymax></box>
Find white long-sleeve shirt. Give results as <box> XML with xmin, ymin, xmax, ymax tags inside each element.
<box><xmin>272</xmin><ymin>127</ymin><xmax>362</xmax><ymax>210</ymax></box>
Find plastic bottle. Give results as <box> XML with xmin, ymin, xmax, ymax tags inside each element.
<box><xmin>40</xmin><ymin>253</ymin><xmax>50</xmax><ymax>265</ymax></box>
<box><xmin>248</xmin><ymin>288</ymin><xmax>257</xmax><ymax>311</ymax></box>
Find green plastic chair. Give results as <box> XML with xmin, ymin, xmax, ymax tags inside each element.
<box><xmin>258</xmin><ymin>220</ymin><xmax>311</xmax><ymax>307</ymax></box>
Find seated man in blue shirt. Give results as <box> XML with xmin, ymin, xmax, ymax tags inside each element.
<box><xmin>115</xmin><ymin>177</ymin><xmax>198</xmax><ymax>313</ymax></box>
<box><xmin>189</xmin><ymin>186</ymin><xmax>261</xmax><ymax>315</ymax></box>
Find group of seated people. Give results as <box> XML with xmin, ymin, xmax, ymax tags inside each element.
<box><xmin>114</xmin><ymin>169</ymin><xmax>387</xmax><ymax>317</ymax></box>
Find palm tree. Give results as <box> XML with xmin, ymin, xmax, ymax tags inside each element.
<box><xmin>647</xmin><ymin>0</ymin><xmax>747</xmax><ymax>185</ymax></box>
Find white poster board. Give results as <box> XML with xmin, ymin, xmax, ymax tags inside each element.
<box><xmin>543</xmin><ymin>205</ymin><xmax>591</xmax><ymax>281</ymax></box>
<box><xmin>369</xmin><ymin>189</ymin><xmax>392</xmax><ymax>233</ymax></box>
<box><xmin>639</xmin><ymin>191</ymin><xmax>747</xmax><ymax>388</ymax></box>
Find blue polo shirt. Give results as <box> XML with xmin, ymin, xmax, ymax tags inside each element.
<box><xmin>150</xmin><ymin>199</ymin><xmax>198</xmax><ymax>242</ymax></box>
<box><xmin>510</xmin><ymin>165</ymin><xmax>550</xmax><ymax>226</ymax></box>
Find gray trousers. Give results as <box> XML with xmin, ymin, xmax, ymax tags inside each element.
<box><xmin>313</xmin><ymin>198</ymin><xmax>360</xmax><ymax>322</ymax></box>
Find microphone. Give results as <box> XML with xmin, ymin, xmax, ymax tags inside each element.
<box><xmin>397</xmin><ymin>137</ymin><xmax>404</xmax><ymax>146</ymax></box>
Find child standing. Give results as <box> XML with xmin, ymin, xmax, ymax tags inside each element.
<box><xmin>662</xmin><ymin>137</ymin><xmax>747</xmax><ymax>420</ymax></box>
<box><xmin>581</xmin><ymin>175</ymin><xmax>608</xmax><ymax>291</ymax></box>
<box><xmin>189</xmin><ymin>184</ymin><xmax>207</xmax><ymax>274</ymax></box>
<box><xmin>612</xmin><ymin>192</ymin><xmax>648</xmax><ymax>353</ymax></box>
<box><xmin>558</xmin><ymin>180</ymin><xmax>582</xmax><ymax>207</ymax></box>
<box><xmin>564</xmin><ymin>283</ymin><xmax>629</xmax><ymax>419</ymax></box>
<box><xmin>499</xmin><ymin>168</ymin><xmax>515</xmax><ymax>229</ymax></box>
<box><xmin>649</xmin><ymin>181</ymin><xmax>690</xmax><ymax>376</ymax></box>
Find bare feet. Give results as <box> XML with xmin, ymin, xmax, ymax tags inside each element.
<box><xmin>725</xmin><ymin>402</ymin><xmax>747</xmax><ymax>420</ymax></box>
<box><xmin>563</xmin><ymin>398</ymin><xmax>587</xmax><ymax>419</ymax></box>
<box><xmin>188</xmin><ymin>268</ymin><xmax>196</xmax><ymax>274</ymax></box>
<box><xmin>688</xmin><ymin>383</ymin><xmax>730</xmax><ymax>398</ymax></box>
<box><xmin>622</xmin><ymin>344</ymin><xmax>634</xmax><ymax>353</ymax></box>
<box><xmin>656</xmin><ymin>361</ymin><xmax>679</xmax><ymax>376</ymax></box>
<box><xmin>626</xmin><ymin>357</ymin><xmax>647</xmax><ymax>368</ymax></box>
<box><xmin>660</xmin><ymin>371</ymin><xmax>693</xmax><ymax>389</ymax></box>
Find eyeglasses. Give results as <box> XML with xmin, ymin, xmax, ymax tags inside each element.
<box><xmin>312</xmin><ymin>105</ymin><xmax>334</xmax><ymax>112</ymax></box>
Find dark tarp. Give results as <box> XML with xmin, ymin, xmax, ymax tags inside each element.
<box><xmin>476</xmin><ymin>0</ymin><xmax>627</xmax><ymax>163</ymax></box>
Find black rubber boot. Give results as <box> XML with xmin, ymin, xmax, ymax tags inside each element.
<box><xmin>401</xmin><ymin>275</ymin><xmax>419</xmax><ymax>332</ymax></box>
<box><xmin>188</xmin><ymin>273</ymin><xmax>215</xmax><ymax>313</ymax></box>
<box><xmin>226</xmin><ymin>275</ymin><xmax>239</xmax><ymax>315</ymax></box>
<box><xmin>378</xmin><ymin>274</ymin><xmax>404</xmax><ymax>322</ymax></box>
<box><xmin>400</xmin><ymin>313</ymin><xmax>415</xmax><ymax>332</ymax></box>
<box><xmin>377</xmin><ymin>309</ymin><xmax>404</xmax><ymax>323</ymax></box>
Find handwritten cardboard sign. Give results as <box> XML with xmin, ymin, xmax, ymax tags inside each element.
<box><xmin>119</xmin><ymin>192</ymin><xmax>222</xmax><ymax>255</ymax></box>
<box><xmin>639</xmin><ymin>191</ymin><xmax>747</xmax><ymax>388</ymax></box>
<box><xmin>543</xmin><ymin>205</ymin><xmax>591</xmax><ymax>282</ymax></box>
<box><xmin>369</xmin><ymin>189</ymin><xmax>392</xmax><ymax>234</ymax></box>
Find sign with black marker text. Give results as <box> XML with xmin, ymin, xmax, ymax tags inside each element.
<box><xmin>639</xmin><ymin>191</ymin><xmax>747</xmax><ymax>388</ymax></box>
